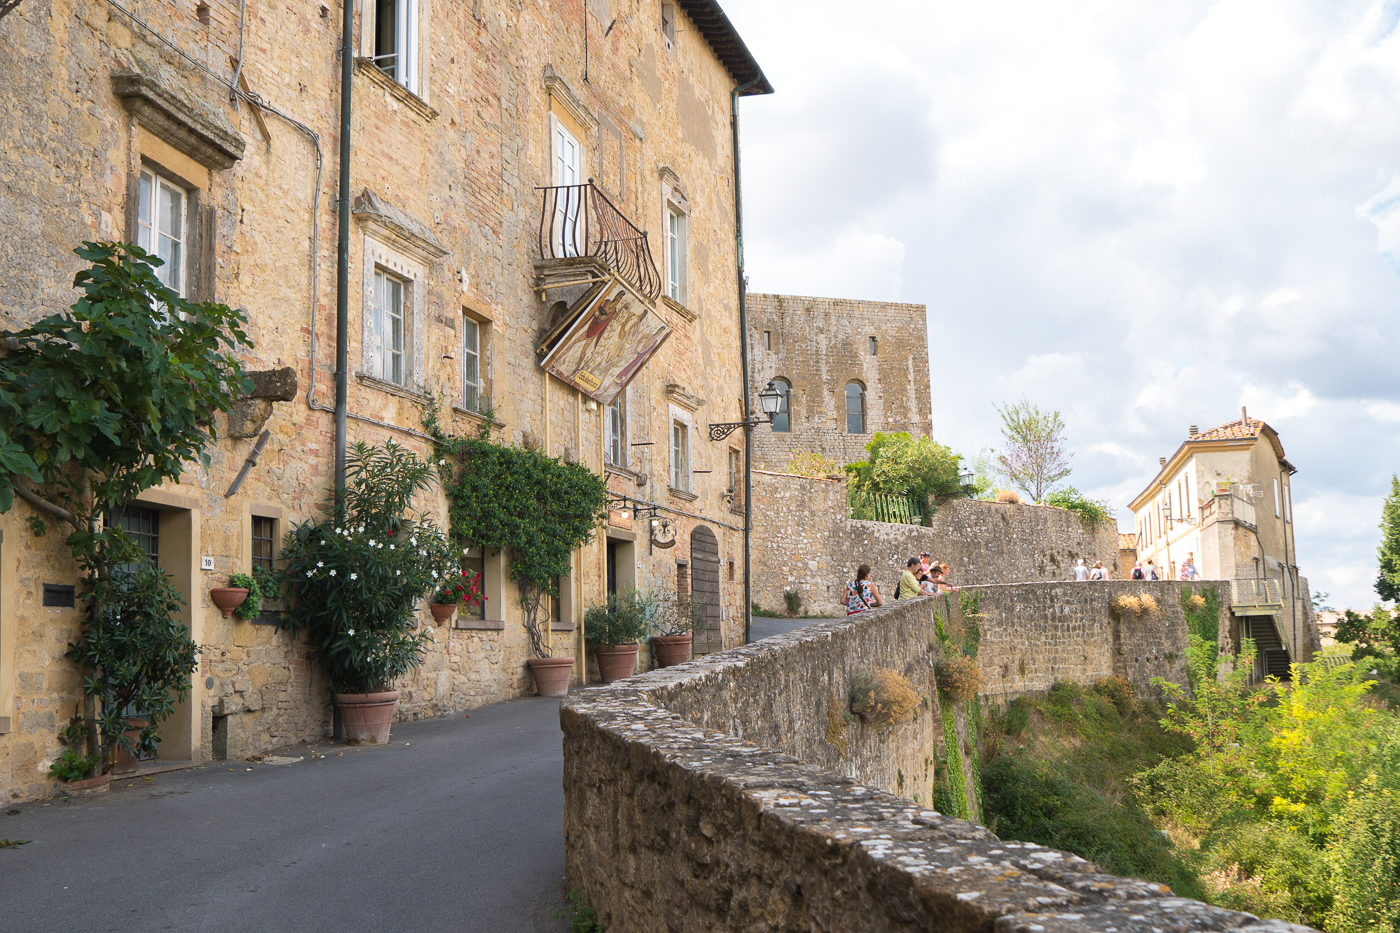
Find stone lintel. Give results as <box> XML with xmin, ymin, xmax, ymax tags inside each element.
<box><xmin>113</xmin><ymin>71</ymin><xmax>246</xmax><ymax>170</ymax></box>
<box><xmin>351</xmin><ymin>189</ymin><xmax>448</xmax><ymax>265</ymax></box>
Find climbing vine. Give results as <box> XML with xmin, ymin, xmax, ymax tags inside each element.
<box><xmin>423</xmin><ymin>405</ymin><xmax>609</xmax><ymax>658</ymax></box>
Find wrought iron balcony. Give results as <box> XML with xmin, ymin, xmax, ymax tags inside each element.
<box><xmin>537</xmin><ymin>182</ymin><xmax>662</xmax><ymax>302</ymax></box>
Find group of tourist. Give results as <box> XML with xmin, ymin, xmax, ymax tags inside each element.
<box><xmin>845</xmin><ymin>552</ymin><xmax>958</xmax><ymax>616</ymax></box>
<box><xmin>1071</xmin><ymin>558</ymin><xmax>1111</xmax><ymax>581</ymax></box>
<box><xmin>1129</xmin><ymin>552</ymin><xmax>1199</xmax><ymax>581</ymax></box>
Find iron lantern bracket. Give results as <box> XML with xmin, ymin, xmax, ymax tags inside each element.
<box><xmin>707</xmin><ymin>418</ymin><xmax>769</xmax><ymax>442</ymax></box>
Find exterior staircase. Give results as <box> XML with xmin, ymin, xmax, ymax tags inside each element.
<box><xmin>1246</xmin><ymin>617</ymin><xmax>1292</xmax><ymax>681</ymax></box>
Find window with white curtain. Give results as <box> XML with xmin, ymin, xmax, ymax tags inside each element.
<box><xmin>369</xmin><ymin>269</ymin><xmax>406</xmax><ymax>385</ymax></box>
<box><xmin>137</xmin><ymin>168</ymin><xmax>186</xmax><ymax>296</ymax></box>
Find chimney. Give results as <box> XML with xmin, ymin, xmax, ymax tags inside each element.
<box><xmin>1189</xmin><ymin>425</ymin><xmax>1199</xmax><ymax>436</ymax></box>
<box><xmin>1241</xmin><ymin>405</ymin><xmax>1248</xmax><ymax>424</ymax></box>
<box><xmin>1159</xmin><ymin>457</ymin><xmax>1167</xmax><ymax>469</ymax></box>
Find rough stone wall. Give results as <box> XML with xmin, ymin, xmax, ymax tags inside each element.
<box><xmin>750</xmin><ymin>470</ymin><xmax>1122</xmax><ymax>616</ymax></box>
<box><xmin>560</xmin><ymin>598</ymin><xmax>1314</xmax><ymax>933</ymax></box>
<box><xmin>0</xmin><ymin>0</ymin><xmax>753</xmax><ymax>801</ymax></box>
<box><xmin>747</xmin><ymin>293</ymin><xmax>932</xmax><ymax>469</ymax></box>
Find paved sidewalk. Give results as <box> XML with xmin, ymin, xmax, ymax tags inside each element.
<box><xmin>750</xmin><ymin>616</ymin><xmax>831</xmax><ymax>640</ymax></box>
<box><xmin>2</xmin><ymin>697</ymin><xmax>570</xmax><ymax>933</ymax></box>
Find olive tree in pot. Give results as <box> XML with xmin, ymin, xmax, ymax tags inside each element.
<box><xmin>584</xmin><ymin>588</ymin><xmax>650</xmax><ymax>683</ymax></box>
<box><xmin>646</xmin><ymin>590</ymin><xmax>707</xmax><ymax>667</ymax></box>
<box><xmin>276</xmin><ymin>442</ymin><xmax>453</xmax><ymax>745</ymax></box>
<box><xmin>425</xmin><ymin>407</ymin><xmax>609</xmax><ymax>698</ymax></box>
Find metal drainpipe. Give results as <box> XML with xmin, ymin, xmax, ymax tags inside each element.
<box><xmin>331</xmin><ymin>0</ymin><xmax>355</xmax><ymax>743</ymax></box>
<box><xmin>334</xmin><ymin>0</ymin><xmax>354</xmax><ymax>517</ymax></box>
<box><xmin>731</xmin><ymin>76</ymin><xmax>759</xmax><ymax>643</ymax></box>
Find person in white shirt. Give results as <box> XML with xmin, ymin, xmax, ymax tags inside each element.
<box><xmin>1072</xmin><ymin>558</ymin><xmax>1089</xmax><ymax>581</ymax></box>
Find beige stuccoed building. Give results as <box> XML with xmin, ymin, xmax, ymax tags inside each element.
<box><xmin>0</xmin><ymin>0</ymin><xmax>770</xmax><ymax>802</ymax></box>
<box><xmin>1127</xmin><ymin>409</ymin><xmax>1321</xmax><ymax>680</ymax></box>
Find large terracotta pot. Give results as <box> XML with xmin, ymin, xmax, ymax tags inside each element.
<box><xmin>210</xmin><ymin>587</ymin><xmax>249</xmax><ymax>618</ymax></box>
<box><xmin>110</xmin><ymin>718</ymin><xmax>148</xmax><ymax>775</ymax></box>
<box><xmin>335</xmin><ymin>690</ymin><xmax>400</xmax><ymax>745</ymax></box>
<box><xmin>63</xmin><ymin>773</ymin><xmax>111</xmax><ymax>796</ymax></box>
<box><xmin>526</xmin><ymin>657</ymin><xmax>574</xmax><ymax>697</ymax></box>
<box><xmin>429</xmin><ymin>602</ymin><xmax>456</xmax><ymax>625</ymax></box>
<box><xmin>594</xmin><ymin>644</ymin><xmax>640</xmax><ymax>684</ymax></box>
<box><xmin>651</xmin><ymin>634</ymin><xmax>692</xmax><ymax>668</ymax></box>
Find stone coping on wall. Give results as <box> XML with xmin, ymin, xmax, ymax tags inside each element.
<box><xmin>560</xmin><ymin>599</ymin><xmax>1315</xmax><ymax>933</ymax></box>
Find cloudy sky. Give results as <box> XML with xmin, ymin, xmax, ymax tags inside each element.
<box><xmin>725</xmin><ymin>0</ymin><xmax>1400</xmax><ymax>610</ymax></box>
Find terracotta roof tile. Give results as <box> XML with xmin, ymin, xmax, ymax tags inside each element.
<box><xmin>1118</xmin><ymin>533</ymin><xmax>1138</xmax><ymax>550</ymax></box>
<box><xmin>1193</xmin><ymin>417</ymin><xmax>1261</xmax><ymax>441</ymax></box>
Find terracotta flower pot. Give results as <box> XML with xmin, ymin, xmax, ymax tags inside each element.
<box><xmin>429</xmin><ymin>602</ymin><xmax>457</xmax><ymax>625</ymax></box>
<box><xmin>335</xmin><ymin>690</ymin><xmax>400</xmax><ymax>746</ymax></box>
<box><xmin>651</xmin><ymin>634</ymin><xmax>692</xmax><ymax>668</ymax></box>
<box><xmin>62</xmin><ymin>773</ymin><xmax>111</xmax><ymax>796</ymax></box>
<box><xmin>110</xmin><ymin>718</ymin><xmax>148</xmax><ymax>775</ymax></box>
<box><xmin>210</xmin><ymin>587</ymin><xmax>249</xmax><ymax>618</ymax></box>
<box><xmin>526</xmin><ymin>657</ymin><xmax>574</xmax><ymax>697</ymax></box>
<box><xmin>594</xmin><ymin>643</ymin><xmax>640</xmax><ymax>684</ymax></box>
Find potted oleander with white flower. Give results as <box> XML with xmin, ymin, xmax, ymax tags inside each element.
<box><xmin>275</xmin><ymin>441</ymin><xmax>453</xmax><ymax>744</ymax></box>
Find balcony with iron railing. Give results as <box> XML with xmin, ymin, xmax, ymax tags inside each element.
<box><xmin>536</xmin><ymin>182</ymin><xmax>662</xmax><ymax>302</ymax></box>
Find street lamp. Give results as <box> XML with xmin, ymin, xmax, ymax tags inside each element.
<box><xmin>708</xmin><ymin>380</ymin><xmax>783</xmax><ymax>441</ymax></box>
<box><xmin>958</xmin><ymin>464</ymin><xmax>975</xmax><ymax>488</ymax></box>
<box><xmin>758</xmin><ymin>381</ymin><xmax>783</xmax><ymax>419</ymax></box>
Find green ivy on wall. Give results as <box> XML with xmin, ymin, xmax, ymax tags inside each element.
<box><xmin>423</xmin><ymin>406</ymin><xmax>609</xmax><ymax>658</ymax></box>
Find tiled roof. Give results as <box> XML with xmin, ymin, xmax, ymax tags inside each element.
<box><xmin>677</xmin><ymin>0</ymin><xmax>773</xmax><ymax>95</ymax></box>
<box><xmin>1193</xmin><ymin>417</ymin><xmax>1262</xmax><ymax>441</ymax></box>
<box><xmin>1119</xmin><ymin>533</ymin><xmax>1138</xmax><ymax>550</ymax></box>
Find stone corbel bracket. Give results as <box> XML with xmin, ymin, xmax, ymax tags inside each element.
<box><xmin>665</xmin><ymin>383</ymin><xmax>705</xmax><ymax>412</ymax></box>
<box><xmin>228</xmin><ymin>367</ymin><xmax>297</xmax><ymax>439</ymax></box>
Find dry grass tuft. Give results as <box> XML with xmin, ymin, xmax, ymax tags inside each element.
<box><xmin>1139</xmin><ymin>594</ymin><xmax>1160</xmax><ymax>617</ymax></box>
<box><xmin>850</xmin><ymin>668</ymin><xmax>919</xmax><ymax>731</ymax></box>
<box><xmin>995</xmin><ymin>489</ymin><xmax>1022</xmax><ymax>504</ymax></box>
<box><xmin>1186</xmin><ymin>594</ymin><xmax>1207</xmax><ymax>611</ymax></box>
<box><xmin>936</xmin><ymin>655</ymin><xmax>984</xmax><ymax>703</ymax></box>
<box><xmin>825</xmin><ymin>694</ymin><xmax>853</xmax><ymax>756</ymax></box>
<box><xmin>1112</xmin><ymin>594</ymin><xmax>1143</xmax><ymax>618</ymax></box>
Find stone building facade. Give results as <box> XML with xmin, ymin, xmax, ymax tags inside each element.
<box><xmin>1127</xmin><ymin>409</ymin><xmax>1320</xmax><ymax>678</ymax></box>
<box><xmin>746</xmin><ymin>293</ymin><xmax>932</xmax><ymax>470</ymax></box>
<box><xmin>0</xmin><ymin>0</ymin><xmax>769</xmax><ymax>802</ymax></box>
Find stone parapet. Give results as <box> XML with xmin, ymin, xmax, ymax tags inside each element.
<box><xmin>560</xmin><ymin>596</ymin><xmax>1312</xmax><ymax>933</ymax></box>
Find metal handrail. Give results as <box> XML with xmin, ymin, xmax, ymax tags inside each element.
<box><xmin>537</xmin><ymin>181</ymin><xmax>662</xmax><ymax>301</ymax></box>
<box><xmin>847</xmin><ymin>489</ymin><xmax>923</xmax><ymax>526</ymax></box>
<box><xmin>1230</xmin><ymin>577</ymin><xmax>1281</xmax><ymax>606</ymax></box>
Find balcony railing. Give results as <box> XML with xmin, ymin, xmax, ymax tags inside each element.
<box><xmin>537</xmin><ymin>182</ymin><xmax>662</xmax><ymax>302</ymax></box>
<box><xmin>848</xmin><ymin>489</ymin><xmax>924</xmax><ymax>526</ymax></box>
<box><xmin>1230</xmin><ymin>577</ymin><xmax>1281</xmax><ymax>609</ymax></box>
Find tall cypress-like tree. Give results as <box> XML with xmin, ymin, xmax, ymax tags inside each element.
<box><xmin>1378</xmin><ymin>474</ymin><xmax>1400</xmax><ymax>603</ymax></box>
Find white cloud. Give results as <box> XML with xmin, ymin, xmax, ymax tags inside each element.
<box><xmin>726</xmin><ymin>0</ymin><xmax>1400</xmax><ymax>610</ymax></box>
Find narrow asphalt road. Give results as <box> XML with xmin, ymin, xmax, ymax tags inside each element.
<box><xmin>2</xmin><ymin>697</ymin><xmax>570</xmax><ymax>933</ymax></box>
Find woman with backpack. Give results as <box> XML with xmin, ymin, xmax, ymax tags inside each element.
<box><xmin>845</xmin><ymin>564</ymin><xmax>884</xmax><ymax>615</ymax></box>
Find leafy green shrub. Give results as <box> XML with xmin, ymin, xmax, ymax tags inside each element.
<box><xmin>850</xmin><ymin>668</ymin><xmax>918</xmax><ymax>731</ymax></box>
<box><xmin>645</xmin><ymin>590</ymin><xmax>706</xmax><ymax>637</ymax></box>
<box><xmin>48</xmin><ymin>748</ymin><xmax>100</xmax><ymax>783</ymax></box>
<box><xmin>553</xmin><ymin>888</ymin><xmax>604</xmax><ymax>933</ymax></box>
<box><xmin>276</xmin><ymin>442</ymin><xmax>453</xmax><ymax>695</ymax></box>
<box><xmin>228</xmin><ymin>572</ymin><xmax>264</xmax><ymax>622</ymax></box>
<box><xmin>1043</xmin><ymin>487</ymin><xmax>1114</xmax><ymax>531</ymax></box>
<box><xmin>1204</xmin><ymin>821</ymin><xmax>1332</xmax><ymax>927</ymax></box>
<box><xmin>787</xmin><ymin>450</ymin><xmax>837</xmax><ymax>477</ymax></box>
<box><xmin>844</xmin><ymin>431</ymin><xmax>972</xmax><ymax>507</ymax></box>
<box><xmin>982</xmin><ymin>755</ymin><xmax>1204</xmax><ymax>899</ymax></box>
<box><xmin>584</xmin><ymin>588</ymin><xmax>650</xmax><ymax>648</ymax></box>
<box><xmin>751</xmin><ymin>602</ymin><xmax>783</xmax><ymax>618</ymax></box>
<box><xmin>1181</xmin><ymin>587</ymin><xmax>1221</xmax><ymax>643</ymax></box>
<box><xmin>783</xmin><ymin>589</ymin><xmax>802</xmax><ymax>616</ymax></box>
<box><xmin>1327</xmin><ymin>781</ymin><xmax>1400</xmax><ymax>933</ymax></box>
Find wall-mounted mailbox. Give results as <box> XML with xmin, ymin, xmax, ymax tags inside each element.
<box><xmin>42</xmin><ymin>584</ymin><xmax>76</xmax><ymax>608</ymax></box>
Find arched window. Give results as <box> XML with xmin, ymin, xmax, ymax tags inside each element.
<box><xmin>845</xmin><ymin>382</ymin><xmax>865</xmax><ymax>434</ymax></box>
<box><xmin>770</xmin><ymin>378</ymin><xmax>791</xmax><ymax>432</ymax></box>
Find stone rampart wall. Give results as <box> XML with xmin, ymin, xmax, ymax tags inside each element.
<box><xmin>750</xmin><ymin>471</ymin><xmax>1122</xmax><ymax>615</ymax></box>
<box><xmin>561</xmin><ymin>595</ymin><xmax>1309</xmax><ymax>933</ymax></box>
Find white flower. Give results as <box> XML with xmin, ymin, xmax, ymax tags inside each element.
<box><xmin>306</xmin><ymin>570</ymin><xmax>313</xmax><ymax>577</ymax></box>
<box><xmin>335</xmin><ymin>528</ymin><xmax>342</xmax><ymax>534</ymax></box>
<box><xmin>329</xmin><ymin>569</ymin><xmax>337</xmax><ymax>577</ymax></box>
<box><xmin>438</xmin><ymin>459</ymin><xmax>446</xmax><ymax>465</ymax></box>
<box><xmin>347</xmin><ymin>629</ymin><xmax>355</xmax><ymax>636</ymax></box>
<box><xmin>350</xmin><ymin>573</ymin><xmax>358</xmax><ymax>581</ymax></box>
<box><xmin>317</xmin><ymin>561</ymin><xmax>324</xmax><ymax>568</ymax></box>
<box><xmin>389</xmin><ymin>544</ymin><xmax>395</xmax><ymax>551</ymax></box>
<box><xmin>410</xmin><ymin>537</ymin><xmax>417</xmax><ymax>545</ymax></box>
<box><xmin>368</xmin><ymin>539</ymin><xmax>376</xmax><ymax>547</ymax></box>
<box><xmin>462</xmin><ymin>547</ymin><xmax>469</xmax><ymax>555</ymax></box>
<box><xmin>431</xmin><ymin>570</ymin><xmax>439</xmax><ymax>579</ymax></box>
<box><xmin>396</xmin><ymin>570</ymin><xmax>402</xmax><ymax>576</ymax></box>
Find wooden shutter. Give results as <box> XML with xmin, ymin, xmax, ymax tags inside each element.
<box><xmin>124</xmin><ymin>171</ymin><xmax>140</xmax><ymax>245</ymax></box>
<box><xmin>186</xmin><ymin>191</ymin><xmax>217</xmax><ymax>303</ymax></box>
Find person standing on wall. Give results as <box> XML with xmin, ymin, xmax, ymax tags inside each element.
<box><xmin>1132</xmin><ymin>562</ymin><xmax>1145</xmax><ymax>580</ymax></box>
<box><xmin>1146</xmin><ymin>559</ymin><xmax>1159</xmax><ymax>580</ymax></box>
<box><xmin>1090</xmin><ymin>560</ymin><xmax>1107</xmax><ymax>580</ymax></box>
<box><xmin>898</xmin><ymin>557</ymin><xmax>923</xmax><ymax>600</ymax></box>
<box><xmin>845</xmin><ymin>564</ymin><xmax>883</xmax><ymax>615</ymax></box>
<box><xmin>1072</xmin><ymin>558</ymin><xmax>1090</xmax><ymax>581</ymax></box>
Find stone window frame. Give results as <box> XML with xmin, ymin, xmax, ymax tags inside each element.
<box><xmin>669</xmin><ymin>403</ymin><xmax>695</xmax><ymax>496</ymax></box>
<box><xmin>358</xmin><ymin>0</ymin><xmax>431</xmax><ymax>103</ymax></box>
<box><xmin>460</xmin><ymin>308</ymin><xmax>491</xmax><ymax>414</ymax></box>
<box><xmin>605</xmin><ymin>388</ymin><xmax>629</xmax><ymax>468</ymax></box>
<box><xmin>660</xmin><ymin>2</ymin><xmax>677</xmax><ymax>54</ymax></box>
<box><xmin>661</xmin><ymin>173</ymin><xmax>691</xmax><ymax>310</ymax></box>
<box><xmin>135</xmin><ymin>165</ymin><xmax>192</xmax><ymax>299</ymax></box>
<box><xmin>360</xmin><ymin>237</ymin><xmax>426</xmax><ymax>392</ymax></box>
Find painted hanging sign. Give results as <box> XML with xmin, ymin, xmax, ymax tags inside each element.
<box><xmin>539</xmin><ymin>281</ymin><xmax>671</xmax><ymax>405</ymax></box>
